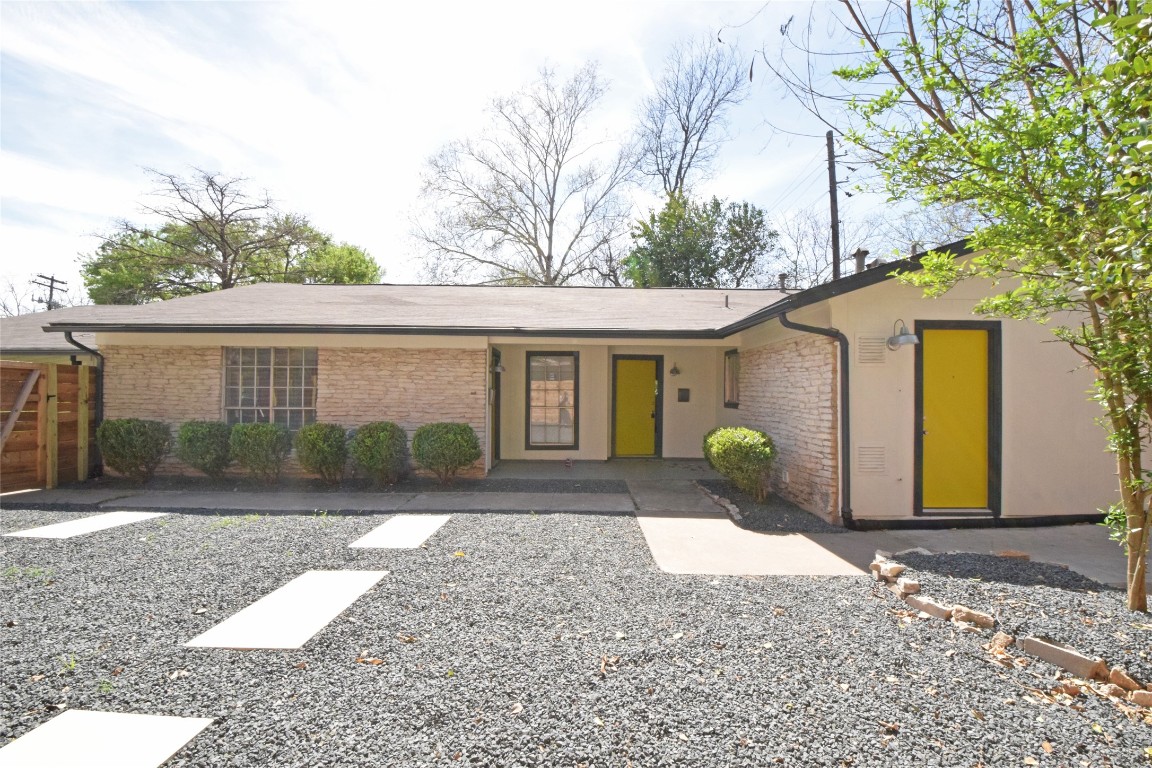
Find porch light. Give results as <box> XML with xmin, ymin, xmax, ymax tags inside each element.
<box><xmin>669</xmin><ymin>363</ymin><xmax>681</xmax><ymax>376</ymax></box>
<box><xmin>887</xmin><ymin>319</ymin><xmax>919</xmax><ymax>351</ymax></box>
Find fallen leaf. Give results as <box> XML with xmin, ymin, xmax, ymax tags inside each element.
<box><xmin>295</xmin><ymin>662</ymin><xmax>307</xmax><ymax>670</ymax></box>
<box><xmin>773</xmin><ymin>607</ymin><xmax>785</xmax><ymax>617</ymax></box>
<box><xmin>839</xmin><ymin>683</ymin><xmax>850</xmax><ymax>692</ymax></box>
<box><xmin>453</xmin><ymin>551</ymin><xmax>466</xmax><ymax>557</ymax></box>
<box><xmin>1041</xmin><ymin>741</ymin><xmax>1053</xmax><ymax>754</ymax></box>
<box><xmin>879</xmin><ymin>721</ymin><xmax>900</xmax><ymax>734</ymax></box>
<box><xmin>192</xmin><ymin>607</ymin><xmax>207</xmax><ymax>615</ymax></box>
<box><xmin>5</xmin><ymin>620</ymin><xmax>15</xmax><ymax>628</ymax></box>
<box><xmin>970</xmin><ymin>709</ymin><xmax>985</xmax><ymax>721</ymax></box>
<box><xmin>30</xmin><ymin>674</ymin><xmax>45</xmax><ymax>682</ymax></box>
<box><xmin>1024</xmin><ymin>758</ymin><xmax>1038</xmax><ymax>766</ymax></box>
<box><xmin>169</xmin><ymin>669</ymin><xmax>190</xmax><ymax>680</ymax></box>
<box><xmin>509</xmin><ymin>702</ymin><xmax>523</xmax><ymax>716</ymax></box>
<box><xmin>396</xmin><ymin>634</ymin><xmax>418</xmax><ymax>644</ymax></box>
<box><xmin>678</xmin><ymin>733</ymin><xmax>689</xmax><ymax>741</ymax></box>
<box><xmin>672</xmin><ymin>632</ymin><xmax>684</xmax><ymax>640</ymax></box>
<box><xmin>110</xmin><ymin>667</ymin><xmax>123</xmax><ymax>676</ymax></box>
<box><xmin>354</xmin><ymin>656</ymin><xmax>384</xmax><ymax>665</ymax></box>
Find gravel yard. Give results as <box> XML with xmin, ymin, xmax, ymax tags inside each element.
<box><xmin>1</xmin><ymin>508</ymin><xmax>1149</xmax><ymax>767</ymax></box>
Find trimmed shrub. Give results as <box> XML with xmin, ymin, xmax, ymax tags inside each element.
<box><xmin>96</xmin><ymin>418</ymin><xmax>171</xmax><ymax>483</ymax></box>
<box><xmin>294</xmin><ymin>422</ymin><xmax>348</xmax><ymax>483</ymax></box>
<box><xmin>176</xmin><ymin>421</ymin><xmax>233</xmax><ymax>479</ymax></box>
<box><xmin>411</xmin><ymin>422</ymin><xmax>481</xmax><ymax>485</ymax></box>
<box><xmin>702</xmin><ymin>426</ymin><xmax>777</xmax><ymax>502</ymax></box>
<box><xmin>229</xmin><ymin>423</ymin><xmax>291</xmax><ymax>482</ymax></box>
<box><xmin>349</xmin><ymin>422</ymin><xmax>409</xmax><ymax>486</ymax></box>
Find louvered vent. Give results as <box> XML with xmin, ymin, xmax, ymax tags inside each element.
<box><xmin>857</xmin><ymin>445</ymin><xmax>887</xmax><ymax>474</ymax></box>
<box><xmin>856</xmin><ymin>336</ymin><xmax>887</xmax><ymax>365</ymax></box>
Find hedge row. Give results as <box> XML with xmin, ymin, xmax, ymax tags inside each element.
<box><xmin>95</xmin><ymin>419</ymin><xmax>481</xmax><ymax>485</ymax></box>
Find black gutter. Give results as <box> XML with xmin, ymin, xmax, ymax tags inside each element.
<box><xmin>63</xmin><ymin>331</ymin><xmax>104</xmax><ymax>433</ymax></box>
<box><xmin>777</xmin><ymin>312</ymin><xmax>855</xmax><ymax>530</ymax></box>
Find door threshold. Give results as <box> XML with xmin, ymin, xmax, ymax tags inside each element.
<box><xmin>917</xmin><ymin>508</ymin><xmax>996</xmax><ymax>518</ymax></box>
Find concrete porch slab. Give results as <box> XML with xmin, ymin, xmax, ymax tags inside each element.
<box><xmin>400</xmin><ymin>492</ymin><xmax>635</xmax><ymax>513</ymax></box>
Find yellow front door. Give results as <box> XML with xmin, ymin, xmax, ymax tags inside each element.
<box><xmin>614</xmin><ymin>358</ymin><xmax>658</xmax><ymax>456</ymax></box>
<box><xmin>921</xmin><ymin>328</ymin><xmax>989</xmax><ymax>508</ymax></box>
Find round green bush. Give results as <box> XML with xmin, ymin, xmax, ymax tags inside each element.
<box><xmin>411</xmin><ymin>422</ymin><xmax>481</xmax><ymax>485</ymax></box>
<box><xmin>229</xmin><ymin>423</ymin><xmax>291</xmax><ymax>482</ymax></box>
<box><xmin>176</xmin><ymin>421</ymin><xmax>233</xmax><ymax>479</ymax></box>
<box><xmin>96</xmin><ymin>418</ymin><xmax>171</xmax><ymax>483</ymax></box>
<box><xmin>703</xmin><ymin>426</ymin><xmax>777</xmax><ymax>502</ymax></box>
<box><xmin>349</xmin><ymin>422</ymin><xmax>409</xmax><ymax>486</ymax></box>
<box><xmin>294</xmin><ymin>422</ymin><xmax>348</xmax><ymax>483</ymax></box>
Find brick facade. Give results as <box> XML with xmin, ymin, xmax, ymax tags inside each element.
<box><xmin>100</xmin><ymin>345</ymin><xmax>489</xmax><ymax>479</ymax></box>
<box><xmin>738</xmin><ymin>336</ymin><xmax>839</xmax><ymax>522</ymax></box>
<box><xmin>317</xmin><ymin>348</ymin><xmax>488</xmax><ymax>477</ymax></box>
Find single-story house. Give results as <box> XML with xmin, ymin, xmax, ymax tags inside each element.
<box><xmin>36</xmin><ymin>243</ymin><xmax>1118</xmax><ymax>529</ymax></box>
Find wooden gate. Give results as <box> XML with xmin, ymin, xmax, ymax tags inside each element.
<box><xmin>1</xmin><ymin>360</ymin><xmax>97</xmax><ymax>493</ymax></box>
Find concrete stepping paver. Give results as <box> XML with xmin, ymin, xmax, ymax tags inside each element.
<box><xmin>350</xmin><ymin>514</ymin><xmax>450</xmax><ymax>548</ymax></box>
<box><xmin>400</xmin><ymin>492</ymin><xmax>634</xmax><ymax>513</ymax></box>
<box><xmin>185</xmin><ymin>570</ymin><xmax>387</xmax><ymax>650</ymax></box>
<box><xmin>3</xmin><ymin>511</ymin><xmax>168</xmax><ymax>539</ymax></box>
<box><xmin>0</xmin><ymin>709</ymin><xmax>213</xmax><ymax>768</ymax></box>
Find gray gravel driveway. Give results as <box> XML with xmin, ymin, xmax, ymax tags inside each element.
<box><xmin>1</xmin><ymin>508</ymin><xmax>1148</xmax><ymax>766</ymax></box>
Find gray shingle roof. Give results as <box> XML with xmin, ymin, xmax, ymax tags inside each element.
<box><xmin>1</xmin><ymin>308</ymin><xmax>103</xmax><ymax>356</ymax></box>
<box><xmin>42</xmin><ymin>283</ymin><xmax>789</xmax><ymax>338</ymax></box>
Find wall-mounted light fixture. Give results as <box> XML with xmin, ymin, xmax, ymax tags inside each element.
<box><xmin>492</xmin><ymin>364</ymin><xmax>505</xmax><ymax>373</ymax></box>
<box><xmin>886</xmin><ymin>319</ymin><xmax>919</xmax><ymax>351</ymax></box>
<box><xmin>669</xmin><ymin>363</ymin><xmax>681</xmax><ymax>376</ymax></box>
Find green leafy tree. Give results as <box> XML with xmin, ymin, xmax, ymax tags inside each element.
<box><xmin>624</xmin><ymin>193</ymin><xmax>779</xmax><ymax>288</ymax></box>
<box><xmin>778</xmin><ymin>0</ymin><xmax>1150</xmax><ymax>609</ymax></box>
<box><xmin>82</xmin><ymin>169</ymin><xmax>381</xmax><ymax>304</ymax></box>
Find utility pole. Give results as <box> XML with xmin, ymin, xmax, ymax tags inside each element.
<box><xmin>826</xmin><ymin>130</ymin><xmax>842</xmax><ymax>281</ymax></box>
<box><xmin>31</xmin><ymin>274</ymin><xmax>67</xmax><ymax>310</ymax></box>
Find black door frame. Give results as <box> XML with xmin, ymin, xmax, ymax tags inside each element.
<box><xmin>610</xmin><ymin>354</ymin><xmax>663</xmax><ymax>458</ymax></box>
<box><xmin>913</xmin><ymin>320</ymin><xmax>1003</xmax><ymax>517</ymax></box>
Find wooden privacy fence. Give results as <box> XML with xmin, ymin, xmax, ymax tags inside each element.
<box><xmin>1</xmin><ymin>360</ymin><xmax>98</xmax><ymax>493</ymax></box>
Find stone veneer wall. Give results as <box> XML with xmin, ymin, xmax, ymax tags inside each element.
<box><xmin>104</xmin><ymin>346</ymin><xmax>223</xmax><ymax>424</ymax></box>
<box><xmin>101</xmin><ymin>345</ymin><xmax>489</xmax><ymax>479</ymax></box>
<box><xmin>738</xmin><ymin>335</ymin><xmax>839</xmax><ymax>522</ymax></box>
<box><xmin>316</xmin><ymin>348</ymin><xmax>488</xmax><ymax>478</ymax></box>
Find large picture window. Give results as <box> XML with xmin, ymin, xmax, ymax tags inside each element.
<box><xmin>724</xmin><ymin>349</ymin><xmax>740</xmax><ymax>408</ymax></box>
<box><xmin>526</xmin><ymin>352</ymin><xmax>578</xmax><ymax>449</ymax></box>
<box><xmin>224</xmin><ymin>347</ymin><xmax>317</xmax><ymax>430</ymax></box>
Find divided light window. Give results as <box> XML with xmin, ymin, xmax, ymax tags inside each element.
<box><xmin>527</xmin><ymin>352</ymin><xmax>578</xmax><ymax>449</ymax></box>
<box><xmin>724</xmin><ymin>349</ymin><xmax>740</xmax><ymax>408</ymax></box>
<box><xmin>224</xmin><ymin>348</ymin><xmax>317</xmax><ymax>430</ymax></box>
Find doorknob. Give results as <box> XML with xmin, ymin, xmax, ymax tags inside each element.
<box><xmin>650</xmin><ymin>412</ymin><xmax>655</xmax><ymax>419</ymax></box>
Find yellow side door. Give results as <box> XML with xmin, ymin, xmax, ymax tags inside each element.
<box><xmin>922</xmin><ymin>329</ymin><xmax>989</xmax><ymax>508</ymax></box>
<box><xmin>614</xmin><ymin>359</ymin><xmax>657</xmax><ymax>456</ymax></box>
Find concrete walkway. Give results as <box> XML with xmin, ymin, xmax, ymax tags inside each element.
<box><xmin>629</xmin><ymin>479</ymin><xmax>867</xmax><ymax>576</ymax></box>
<box><xmin>4</xmin><ymin>480</ymin><xmax>1141</xmax><ymax>588</ymax></box>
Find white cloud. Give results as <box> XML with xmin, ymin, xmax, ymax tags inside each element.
<box><xmin>1</xmin><ymin>0</ymin><xmax>861</xmax><ymax>291</ymax></box>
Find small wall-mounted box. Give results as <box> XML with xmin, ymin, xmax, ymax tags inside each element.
<box><xmin>677</xmin><ymin>388</ymin><xmax>690</xmax><ymax>403</ymax></box>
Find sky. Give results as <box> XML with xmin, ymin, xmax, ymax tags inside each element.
<box><xmin>0</xmin><ymin>1</ymin><xmax>882</xmax><ymax>304</ymax></box>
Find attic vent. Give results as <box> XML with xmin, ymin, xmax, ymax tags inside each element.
<box><xmin>857</xmin><ymin>445</ymin><xmax>887</xmax><ymax>474</ymax></box>
<box><xmin>856</xmin><ymin>336</ymin><xmax>888</xmax><ymax>365</ymax></box>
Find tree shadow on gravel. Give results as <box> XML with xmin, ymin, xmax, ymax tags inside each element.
<box><xmin>896</xmin><ymin>552</ymin><xmax>1121</xmax><ymax>593</ymax></box>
